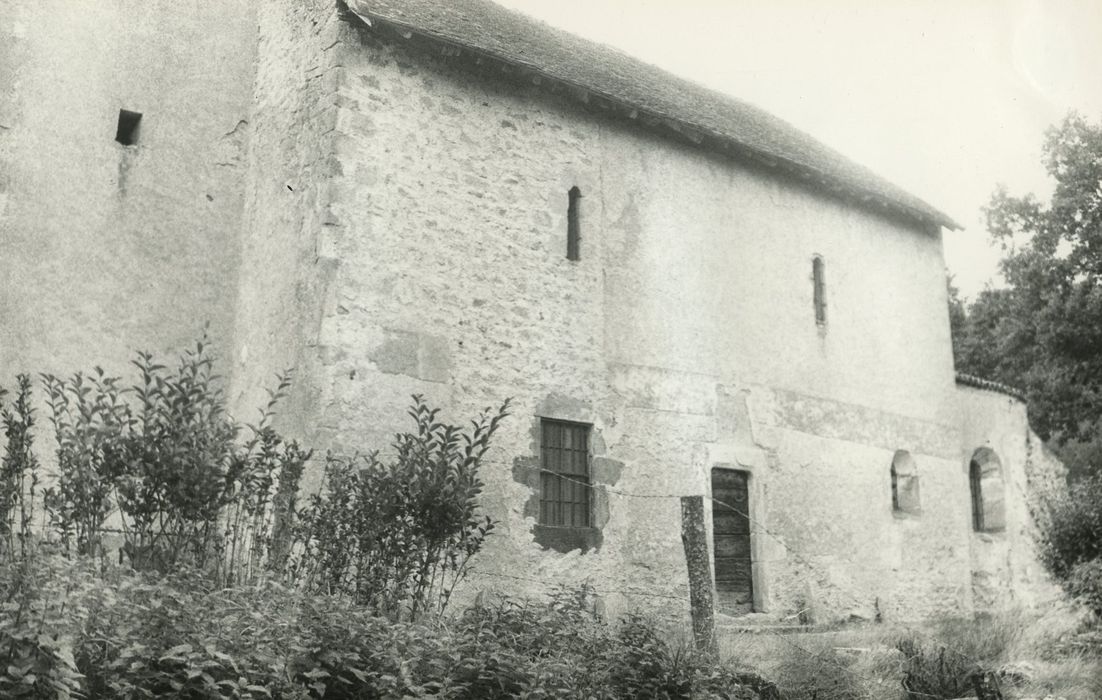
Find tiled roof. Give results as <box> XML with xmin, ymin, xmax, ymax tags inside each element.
<box><xmin>346</xmin><ymin>0</ymin><xmax>961</xmax><ymax>230</ymax></box>
<box><xmin>955</xmin><ymin>373</ymin><xmax>1026</xmax><ymax>401</ymax></box>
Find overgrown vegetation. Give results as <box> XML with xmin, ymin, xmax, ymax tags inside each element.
<box><xmin>5</xmin><ymin>336</ymin><xmax>1096</xmax><ymax>699</ymax></box>
<box><xmin>1032</xmin><ymin>473</ymin><xmax>1102</xmax><ymax>616</ymax></box>
<box><xmin>291</xmin><ymin>398</ymin><xmax>507</xmax><ymax>620</ymax></box>
<box><xmin>37</xmin><ymin>342</ymin><xmax>308</xmax><ymax>578</ymax></box>
<box><xmin>0</xmin><ymin>337</ymin><xmax>778</xmax><ymax>698</ymax></box>
<box><xmin>1</xmin><ymin>375</ymin><xmax>40</xmax><ymax>559</ymax></box>
<box><xmin>0</xmin><ymin>555</ymin><xmax>774</xmax><ymax>699</ymax></box>
<box><xmin>892</xmin><ymin>608</ymin><xmax>1102</xmax><ymax>700</ymax></box>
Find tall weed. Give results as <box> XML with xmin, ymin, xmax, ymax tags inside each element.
<box><xmin>39</xmin><ymin>337</ymin><xmax>309</xmax><ymax>583</ymax></box>
<box><xmin>0</xmin><ymin>375</ymin><xmax>40</xmax><ymax>559</ymax></box>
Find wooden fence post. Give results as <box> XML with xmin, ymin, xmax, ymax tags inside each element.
<box><xmin>680</xmin><ymin>495</ymin><xmax>718</xmax><ymax>658</ymax></box>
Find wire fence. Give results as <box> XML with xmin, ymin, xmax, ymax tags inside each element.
<box><xmin>462</xmin><ymin>565</ymin><xmax>952</xmax><ymax>700</ymax></box>
<box><xmin>288</xmin><ymin>447</ymin><xmax>1061</xmax><ymax>699</ymax></box>
<box><xmin>478</xmin><ymin>462</ymin><xmax>1060</xmax><ymax>699</ymax></box>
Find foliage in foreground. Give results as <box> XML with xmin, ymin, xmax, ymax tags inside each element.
<box><xmin>34</xmin><ymin>339</ymin><xmax>308</xmax><ymax>579</ymax></box>
<box><xmin>1</xmin><ymin>336</ymin><xmax>509</xmax><ymax>621</ymax></box>
<box><xmin>291</xmin><ymin>398</ymin><xmax>508</xmax><ymax>619</ymax></box>
<box><xmin>0</xmin><ymin>553</ymin><xmax>763</xmax><ymax>699</ymax></box>
<box><xmin>894</xmin><ymin>608</ymin><xmax>1102</xmax><ymax>700</ymax></box>
<box><xmin>0</xmin><ymin>337</ymin><xmax>769</xmax><ymax>698</ymax></box>
<box><xmin>1033</xmin><ymin>474</ymin><xmax>1102</xmax><ymax>615</ymax></box>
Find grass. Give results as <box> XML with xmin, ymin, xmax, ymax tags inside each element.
<box><xmin>717</xmin><ymin>604</ymin><xmax>1101</xmax><ymax>700</ymax></box>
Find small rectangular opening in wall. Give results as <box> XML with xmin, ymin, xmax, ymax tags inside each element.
<box><xmin>566</xmin><ymin>186</ymin><xmax>581</xmax><ymax>261</ymax></box>
<box><xmin>115</xmin><ymin>110</ymin><xmax>142</xmax><ymax>145</ymax></box>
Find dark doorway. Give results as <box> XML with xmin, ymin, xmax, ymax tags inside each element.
<box><xmin>711</xmin><ymin>468</ymin><xmax>753</xmax><ymax>614</ymax></box>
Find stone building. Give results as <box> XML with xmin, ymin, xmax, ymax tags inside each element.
<box><xmin>0</xmin><ymin>0</ymin><xmax>1065</xmax><ymax>623</ymax></box>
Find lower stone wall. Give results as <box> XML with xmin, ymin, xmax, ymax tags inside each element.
<box><xmin>720</xmin><ymin>384</ymin><xmax>973</xmax><ymax>623</ymax></box>
<box><xmin>296</xmin><ymin>346</ymin><xmax>1064</xmax><ymax>626</ymax></box>
<box><xmin>957</xmin><ymin>385</ymin><xmax>1066</xmax><ymax>613</ymax></box>
<box><xmin>455</xmin><ymin>381</ymin><xmax>1064</xmax><ymax>624</ymax></box>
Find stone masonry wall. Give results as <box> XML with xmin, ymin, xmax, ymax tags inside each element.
<box><xmin>229</xmin><ymin>0</ymin><xmax>355</xmax><ymax>474</ymax></box>
<box><xmin>957</xmin><ymin>386</ymin><xmax>1065</xmax><ymax>612</ymax></box>
<box><xmin>253</xmin><ymin>23</ymin><xmax>994</xmax><ymax>624</ymax></box>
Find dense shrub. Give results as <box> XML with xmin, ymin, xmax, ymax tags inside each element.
<box><xmin>1068</xmin><ymin>559</ymin><xmax>1102</xmax><ymax>617</ymax></box>
<box><xmin>0</xmin><ymin>337</ymin><xmax>768</xmax><ymax>698</ymax></box>
<box><xmin>39</xmin><ymin>339</ymin><xmax>310</xmax><ymax>579</ymax></box>
<box><xmin>0</xmin><ymin>551</ymin><xmax>101</xmax><ymax>699</ymax></box>
<box><xmin>1036</xmin><ymin>474</ymin><xmax>1102</xmax><ymax>577</ymax></box>
<box><xmin>438</xmin><ymin>589</ymin><xmax>763</xmax><ymax>699</ymax></box>
<box><xmin>1035</xmin><ymin>474</ymin><xmax>1102</xmax><ymax>614</ymax></box>
<box><xmin>290</xmin><ymin>397</ymin><xmax>508</xmax><ymax>620</ymax></box>
<box><xmin>0</xmin><ymin>554</ymin><xmax>764</xmax><ymax>699</ymax></box>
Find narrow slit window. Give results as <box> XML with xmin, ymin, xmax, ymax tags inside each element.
<box><xmin>115</xmin><ymin>109</ymin><xmax>142</xmax><ymax>146</ymax></box>
<box><xmin>812</xmin><ymin>256</ymin><xmax>826</xmax><ymax>324</ymax></box>
<box><xmin>890</xmin><ymin>461</ymin><xmax>899</xmax><ymax>511</ymax></box>
<box><xmin>566</xmin><ymin>186</ymin><xmax>581</xmax><ymax>261</ymax></box>
<box><xmin>970</xmin><ymin>458</ymin><xmax>984</xmax><ymax>531</ymax></box>
<box><xmin>969</xmin><ymin>447</ymin><xmax>1005</xmax><ymax>532</ymax></box>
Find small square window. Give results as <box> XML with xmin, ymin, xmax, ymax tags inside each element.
<box><xmin>115</xmin><ymin>109</ymin><xmax>142</xmax><ymax>146</ymax></box>
<box><xmin>539</xmin><ymin>419</ymin><xmax>590</xmax><ymax>527</ymax></box>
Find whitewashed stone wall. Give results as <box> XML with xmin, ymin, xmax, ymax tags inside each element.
<box><xmin>0</xmin><ymin>0</ymin><xmax>255</xmax><ymax>377</ymax></box>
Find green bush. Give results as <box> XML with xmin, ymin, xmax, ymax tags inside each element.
<box><xmin>39</xmin><ymin>338</ymin><xmax>309</xmax><ymax>580</ymax></box>
<box><xmin>291</xmin><ymin>397</ymin><xmax>509</xmax><ymax>620</ymax></box>
<box><xmin>1034</xmin><ymin>474</ymin><xmax>1102</xmax><ymax>618</ymax></box>
<box><xmin>0</xmin><ymin>555</ymin><xmax>766</xmax><ymax>699</ymax></box>
<box><xmin>1068</xmin><ymin>559</ymin><xmax>1102</xmax><ymax>617</ymax></box>
<box><xmin>1036</xmin><ymin>474</ymin><xmax>1102</xmax><ymax>580</ymax></box>
<box><xmin>0</xmin><ymin>338</ymin><xmax>768</xmax><ymax>698</ymax></box>
<box><xmin>436</xmin><ymin>589</ymin><xmax>762</xmax><ymax>699</ymax></box>
<box><xmin>0</xmin><ymin>550</ymin><xmax>101</xmax><ymax>699</ymax></box>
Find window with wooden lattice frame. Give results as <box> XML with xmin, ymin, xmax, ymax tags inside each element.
<box><xmin>539</xmin><ymin>419</ymin><xmax>590</xmax><ymax>527</ymax></box>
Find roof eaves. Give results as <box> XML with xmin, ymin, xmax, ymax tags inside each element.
<box><xmin>955</xmin><ymin>372</ymin><xmax>1027</xmax><ymax>401</ymax></box>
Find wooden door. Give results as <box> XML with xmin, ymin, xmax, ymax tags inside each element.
<box><xmin>711</xmin><ymin>468</ymin><xmax>753</xmax><ymax>614</ymax></box>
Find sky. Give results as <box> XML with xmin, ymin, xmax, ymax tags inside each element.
<box><xmin>496</xmin><ymin>0</ymin><xmax>1102</xmax><ymax>300</ymax></box>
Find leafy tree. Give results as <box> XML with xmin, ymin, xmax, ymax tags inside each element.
<box><xmin>952</xmin><ymin>112</ymin><xmax>1102</xmax><ymax>479</ymax></box>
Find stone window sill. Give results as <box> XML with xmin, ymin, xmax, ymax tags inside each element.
<box><xmin>892</xmin><ymin>509</ymin><xmax>922</xmax><ymax>520</ymax></box>
<box><xmin>533</xmin><ymin>524</ymin><xmax>602</xmax><ymax>553</ymax></box>
<box><xmin>973</xmin><ymin>529</ymin><xmax>1006</xmax><ymax>543</ymax></box>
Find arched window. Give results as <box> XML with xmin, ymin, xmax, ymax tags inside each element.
<box><xmin>566</xmin><ymin>186</ymin><xmax>581</xmax><ymax>261</ymax></box>
<box><xmin>812</xmin><ymin>256</ymin><xmax>826</xmax><ymax>324</ymax></box>
<box><xmin>969</xmin><ymin>448</ymin><xmax>1005</xmax><ymax>532</ymax></box>
<box><xmin>891</xmin><ymin>450</ymin><xmax>920</xmax><ymax>514</ymax></box>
